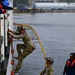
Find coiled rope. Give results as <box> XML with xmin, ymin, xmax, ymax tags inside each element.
<box><xmin>13</xmin><ymin>23</ymin><xmax>46</xmax><ymax>59</ymax></box>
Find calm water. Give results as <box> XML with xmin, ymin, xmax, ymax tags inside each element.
<box><xmin>13</xmin><ymin>13</ymin><xmax>75</xmax><ymax>75</ymax></box>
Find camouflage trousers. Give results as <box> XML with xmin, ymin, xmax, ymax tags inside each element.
<box><xmin>14</xmin><ymin>44</ymin><xmax>35</xmax><ymax>72</ymax></box>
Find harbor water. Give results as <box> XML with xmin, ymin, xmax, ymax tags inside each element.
<box><xmin>13</xmin><ymin>13</ymin><xmax>75</xmax><ymax>75</ymax></box>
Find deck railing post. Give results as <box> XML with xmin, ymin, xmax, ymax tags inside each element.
<box><xmin>0</xmin><ymin>14</ymin><xmax>5</xmax><ymax>70</ymax></box>
<box><xmin>6</xmin><ymin>0</ymin><xmax>13</xmax><ymax>75</ymax></box>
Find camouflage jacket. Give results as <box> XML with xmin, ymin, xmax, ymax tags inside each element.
<box><xmin>40</xmin><ymin>65</ymin><xmax>54</xmax><ymax>75</ymax></box>
<box><xmin>14</xmin><ymin>33</ymin><xmax>33</xmax><ymax>47</ymax></box>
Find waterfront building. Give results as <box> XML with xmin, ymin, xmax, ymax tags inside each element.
<box><xmin>34</xmin><ymin>2</ymin><xmax>75</xmax><ymax>10</ymax></box>
<box><xmin>13</xmin><ymin>0</ymin><xmax>75</xmax><ymax>13</ymax></box>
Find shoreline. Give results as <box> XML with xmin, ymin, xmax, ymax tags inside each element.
<box><xmin>13</xmin><ymin>9</ymin><xmax>75</xmax><ymax>13</ymax></box>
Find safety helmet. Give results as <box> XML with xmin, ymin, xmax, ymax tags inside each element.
<box><xmin>16</xmin><ymin>26</ymin><xmax>25</xmax><ymax>33</ymax></box>
<box><xmin>46</xmin><ymin>57</ymin><xmax>54</xmax><ymax>64</ymax></box>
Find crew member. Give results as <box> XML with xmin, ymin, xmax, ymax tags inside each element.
<box><xmin>63</xmin><ymin>53</ymin><xmax>75</xmax><ymax>75</ymax></box>
<box><xmin>8</xmin><ymin>26</ymin><xmax>36</xmax><ymax>73</ymax></box>
<box><xmin>40</xmin><ymin>57</ymin><xmax>54</xmax><ymax>75</ymax></box>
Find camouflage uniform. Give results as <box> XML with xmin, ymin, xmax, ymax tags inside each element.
<box><xmin>14</xmin><ymin>33</ymin><xmax>35</xmax><ymax>57</ymax></box>
<box><xmin>40</xmin><ymin>65</ymin><xmax>54</xmax><ymax>75</ymax></box>
<box><xmin>14</xmin><ymin>34</ymin><xmax>35</xmax><ymax>72</ymax></box>
<box><xmin>14</xmin><ymin>46</ymin><xmax>34</xmax><ymax>72</ymax></box>
<box><xmin>10</xmin><ymin>29</ymin><xmax>35</xmax><ymax>72</ymax></box>
<box><xmin>40</xmin><ymin>57</ymin><xmax>54</xmax><ymax>75</ymax></box>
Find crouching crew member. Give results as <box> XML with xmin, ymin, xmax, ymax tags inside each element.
<box><xmin>40</xmin><ymin>57</ymin><xmax>54</xmax><ymax>75</ymax></box>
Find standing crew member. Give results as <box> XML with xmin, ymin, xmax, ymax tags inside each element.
<box><xmin>40</xmin><ymin>57</ymin><xmax>54</xmax><ymax>75</ymax></box>
<box><xmin>63</xmin><ymin>53</ymin><xmax>75</xmax><ymax>75</ymax></box>
<box><xmin>8</xmin><ymin>26</ymin><xmax>36</xmax><ymax>73</ymax></box>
